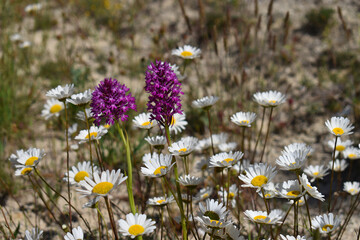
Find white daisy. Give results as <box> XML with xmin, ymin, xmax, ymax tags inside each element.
<box><xmin>195</xmin><ymin>199</ymin><xmax>231</xmax><ymax>229</ymax></box>
<box><xmin>280</xmin><ymin>235</ymin><xmax>307</xmax><ymax>240</ymax></box>
<box><xmin>168</xmin><ymin>63</ymin><xmax>186</xmax><ymax>80</ymax></box>
<box><xmin>239</xmin><ymin>163</ymin><xmax>277</xmax><ymax>190</ymax></box>
<box><xmin>168</xmin><ymin>113</ymin><xmax>188</xmax><ymax>134</ymax></box>
<box><xmin>64</xmin><ymin>161</ymin><xmax>98</xmax><ymax>186</ymax></box>
<box><xmin>41</xmin><ymin>98</ymin><xmax>64</xmax><ymax>120</ymax></box>
<box><xmin>118</xmin><ymin>213</ymin><xmax>156</xmax><ymax>239</ymax></box>
<box><xmin>25</xmin><ymin>227</ymin><xmax>43</xmax><ymax>240</ymax></box>
<box><xmin>68</xmin><ymin>123</ymin><xmax>78</xmax><ymax>139</ymax></box>
<box><xmin>76</xmin><ymin>169</ymin><xmax>127</xmax><ymax>197</ymax></box>
<box><xmin>25</xmin><ymin>3</ymin><xmax>42</xmax><ymax>13</ymax></box>
<box><xmin>76</xmin><ymin>108</ymin><xmax>94</xmax><ymax>122</ymax></box>
<box><xmin>325</xmin><ymin>116</ymin><xmax>354</xmax><ymax>137</ymax></box>
<box><xmin>343</xmin><ymin>146</ymin><xmax>360</xmax><ymax>160</ymax></box>
<box><xmin>327</xmin><ymin>138</ymin><xmax>353</xmax><ymax>157</ymax></box>
<box><xmin>244</xmin><ymin>209</ymin><xmax>284</xmax><ymax>225</ymax></box>
<box><xmin>253</xmin><ymin>90</ymin><xmax>286</xmax><ymax>107</ymax></box>
<box><xmin>304</xmin><ymin>165</ymin><xmax>329</xmax><ymax>182</ymax></box>
<box><xmin>192</xmin><ymin>96</ymin><xmax>219</xmax><ymax>109</ymax></box>
<box><xmin>14</xmin><ymin>147</ymin><xmax>45</xmax><ymax>169</ymax></box>
<box><xmin>212</xmin><ymin>133</ymin><xmax>230</xmax><ymax>147</ymax></box>
<box><xmin>276</xmin><ymin>150</ymin><xmax>308</xmax><ymax>171</ymax></box>
<box><xmin>329</xmin><ymin>159</ymin><xmax>348</xmax><ymax>172</ymax></box>
<box><xmin>19</xmin><ymin>41</ymin><xmax>31</xmax><ymax>49</ymax></box>
<box><xmin>282</xmin><ymin>143</ymin><xmax>312</xmax><ymax>156</ymax></box>
<box><xmin>147</xmin><ymin>196</ymin><xmax>174</xmax><ymax>206</ymax></box>
<box><xmin>233</xmin><ymin>159</ymin><xmax>251</xmax><ymax>174</ymax></box>
<box><xmin>257</xmin><ymin>182</ymin><xmax>278</xmax><ymax>199</ymax></box>
<box><xmin>67</xmin><ymin>89</ymin><xmax>93</xmax><ymax>106</ymax></box>
<box><xmin>230</xmin><ymin>112</ymin><xmax>257</xmax><ymax>127</ymax></box>
<box><xmin>196</xmin><ymin>138</ymin><xmax>212</xmax><ymax>152</ymax></box>
<box><xmin>225</xmin><ymin>224</ymin><xmax>245</xmax><ymax>240</ymax></box>
<box><xmin>75</xmin><ymin>125</ymin><xmax>108</xmax><ymax>144</ymax></box>
<box><xmin>209</xmin><ymin>151</ymin><xmax>243</xmax><ymax>169</ymax></box>
<box><xmin>46</xmin><ymin>84</ymin><xmax>75</xmax><ymax>101</ymax></box>
<box><xmin>311</xmin><ymin>213</ymin><xmax>340</xmax><ymax>234</ymax></box>
<box><xmin>9</xmin><ymin>149</ymin><xmax>26</xmax><ymax>165</ymax></box>
<box><xmin>144</xmin><ymin>135</ymin><xmax>167</xmax><ymax>150</ymax></box>
<box><xmin>278</xmin><ymin>180</ymin><xmax>306</xmax><ymax>200</ymax></box>
<box><xmin>178</xmin><ymin>175</ymin><xmax>203</xmax><ymax>188</ymax></box>
<box><xmin>343</xmin><ymin>181</ymin><xmax>360</xmax><ymax>195</ymax></box>
<box><xmin>299</xmin><ymin>174</ymin><xmax>325</xmax><ymax>201</ymax></box>
<box><xmin>218</xmin><ymin>184</ymin><xmax>239</xmax><ymax>208</ymax></box>
<box><xmin>132</xmin><ymin>113</ymin><xmax>154</xmax><ymax>130</ymax></box>
<box><xmin>10</xmin><ymin>33</ymin><xmax>22</xmax><ymax>43</ymax></box>
<box><xmin>141</xmin><ymin>153</ymin><xmax>175</xmax><ymax>178</ymax></box>
<box><xmin>15</xmin><ymin>166</ymin><xmax>34</xmax><ymax>176</ymax></box>
<box><xmin>168</xmin><ymin>136</ymin><xmax>198</xmax><ymax>156</ymax></box>
<box><xmin>288</xmin><ymin>195</ymin><xmax>308</xmax><ymax>207</ymax></box>
<box><xmin>64</xmin><ymin>226</ymin><xmax>83</xmax><ymax>240</ymax></box>
<box><xmin>196</xmin><ymin>187</ymin><xmax>213</xmax><ymax>201</ymax></box>
<box><xmin>172</xmin><ymin>45</ymin><xmax>201</xmax><ymax>59</ymax></box>
<box><xmin>218</xmin><ymin>142</ymin><xmax>237</xmax><ymax>152</ymax></box>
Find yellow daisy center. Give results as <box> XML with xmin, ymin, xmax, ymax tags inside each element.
<box><xmin>153</xmin><ymin>166</ymin><xmax>166</xmax><ymax>175</ymax></box>
<box><xmin>141</xmin><ymin>121</ymin><xmax>152</xmax><ymax>126</ymax></box>
<box><xmin>25</xmin><ymin>156</ymin><xmax>38</xmax><ymax>166</ymax></box>
<box><xmin>298</xmin><ymin>199</ymin><xmax>303</xmax><ymax>204</ymax></box>
<box><xmin>181</xmin><ymin>51</ymin><xmax>193</xmax><ymax>57</ymax></box>
<box><xmin>86</xmin><ymin>132</ymin><xmax>98</xmax><ymax>139</ymax></box>
<box><xmin>322</xmin><ymin>224</ymin><xmax>333</xmax><ymax>232</ymax></box>
<box><xmin>240</xmin><ymin>120</ymin><xmax>249</xmax><ymax>124</ymax></box>
<box><xmin>92</xmin><ymin>182</ymin><xmax>113</xmax><ymax>195</ymax></box>
<box><xmin>74</xmin><ymin>171</ymin><xmax>90</xmax><ymax>182</ymax></box>
<box><xmin>128</xmin><ymin>224</ymin><xmax>145</xmax><ymax>236</ymax></box>
<box><xmin>287</xmin><ymin>190</ymin><xmax>300</xmax><ymax>197</ymax></box>
<box><xmin>21</xmin><ymin>168</ymin><xmax>33</xmax><ymax>175</ymax></box>
<box><xmin>336</xmin><ymin>145</ymin><xmax>345</xmax><ymax>152</ymax></box>
<box><xmin>254</xmin><ymin>215</ymin><xmax>267</xmax><ymax>220</ymax></box>
<box><xmin>332</xmin><ymin>127</ymin><xmax>344</xmax><ymax>136</ymax></box>
<box><xmin>178</xmin><ymin>148</ymin><xmax>187</xmax><ymax>153</ymax></box>
<box><xmin>171</xmin><ymin>116</ymin><xmax>176</xmax><ymax>125</ymax></box>
<box><xmin>103</xmin><ymin>124</ymin><xmax>111</xmax><ymax>129</ymax></box>
<box><xmin>313</xmin><ymin>171</ymin><xmax>319</xmax><ymax>176</ymax></box>
<box><xmin>348</xmin><ymin>153</ymin><xmax>356</xmax><ymax>158</ymax></box>
<box><xmin>209</xmin><ymin>220</ymin><xmax>222</xmax><ymax>225</ymax></box>
<box><xmin>268</xmin><ymin>100</ymin><xmax>277</xmax><ymax>104</ymax></box>
<box><xmin>349</xmin><ymin>188</ymin><xmax>355</xmax><ymax>192</ymax></box>
<box><xmin>222</xmin><ymin>158</ymin><xmax>234</xmax><ymax>164</ymax></box>
<box><xmin>50</xmin><ymin>104</ymin><xmax>63</xmax><ymax>113</ymax></box>
<box><xmin>202</xmin><ymin>193</ymin><xmax>209</xmax><ymax>198</ymax></box>
<box><xmin>228</xmin><ymin>192</ymin><xmax>235</xmax><ymax>199</ymax></box>
<box><xmin>157</xmin><ymin>199</ymin><xmax>165</xmax><ymax>204</ymax></box>
<box><xmin>265</xmin><ymin>193</ymin><xmax>271</xmax><ymax>198</ymax></box>
<box><xmin>251</xmin><ymin>175</ymin><xmax>268</xmax><ymax>187</ymax></box>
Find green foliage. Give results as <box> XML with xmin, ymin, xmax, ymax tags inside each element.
<box><xmin>303</xmin><ymin>8</ymin><xmax>334</xmax><ymax>35</ymax></box>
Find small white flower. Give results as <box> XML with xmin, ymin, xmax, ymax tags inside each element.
<box><xmin>144</xmin><ymin>135</ymin><xmax>167</xmax><ymax>149</ymax></box>
<box><xmin>192</xmin><ymin>96</ymin><xmax>219</xmax><ymax>109</ymax></box>
<box><xmin>253</xmin><ymin>90</ymin><xmax>286</xmax><ymax>107</ymax></box>
<box><xmin>168</xmin><ymin>136</ymin><xmax>198</xmax><ymax>156</ymax></box>
<box><xmin>212</xmin><ymin>133</ymin><xmax>230</xmax><ymax>147</ymax></box>
<box><xmin>118</xmin><ymin>213</ymin><xmax>156</xmax><ymax>238</ymax></box>
<box><xmin>278</xmin><ymin>180</ymin><xmax>306</xmax><ymax>199</ymax></box>
<box><xmin>218</xmin><ymin>142</ymin><xmax>237</xmax><ymax>152</ymax></box>
<box><xmin>327</xmin><ymin>138</ymin><xmax>353</xmax><ymax>157</ymax></box>
<box><xmin>218</xmin><ymin>184</ymin><xmax>239</xmax><ymax>208</ymax></box>
<box><xmin>19</xmin><ymin>41</ymin><xmax>31</xmax><ymax>48</ymax></box>
<box><xmin>304</xmin><ymin>165</ymin><xmax>329</xmax><ymax>182</ymax></box>
<box><xmin>10</xmin><ymin>33</ymin><xmax>22</xmax><ymax>42</ymax></box>
<box><xmin>41</xmin><ymin>98</ymin><xmax>64</xmax><ymax>120</ymax></box>
<box><xmin>230</xmin><ymin>112</ymin><xmax>257</xmax><ymax>127</ymax></box>
<box><xmin>343</xmin><ymin>146</ymin><xmax>360</xmax><ymax>160</ymax></box>
<box><xmin>132</xmin><ymin>113</ymin><xmax>154</xmax><ymax>129</ymax></box>
<box><xmin>311</xmin><ymin>213</ymin><xmax>340</xmax><ymax>234</ymax></box>
<box><xmin>165</xmin><ymin>113</ymin><xmax>188</xmax><ymax>134</ymax></box>
<box><xmin>196</xmin><ymin>187</ymin><xmax>213</xmax><ymax>201</ymax></box>
<box><xmin>288</xmin><ymin>195</ymin><xmax>308</xmax><ymax>207</ymax></box>
<box><xmin>76</xmin><ymin>108</ymin><xmax>94</xmax><ymax>122</ymax></box>
<box><xmin>343</xmin><ymin>181</ymin><xmax>360</xmax><ymax>195</ymax></box>
<box><xmin>325</xmin><ymin>116</ymin><xmax>354</xmax><ymax>137</ymax></box>
<box><xmin>282</xmin><ymin>143</ymin><xmax>312</xmax><ymax>156</ymax></box>
<box><xmin>178</xmin><ymin>175</ymin><xmax>203</xmax><ymax>188</ymax></box>
<box><xmin>64</xmin><ymin>226</ymin><xmax>83</xmax><ymax>240</ymax></box>
<box><xmin>168</xmin><ymin>63</ymin><xmax>186</xmax><ymax>80</ymax></box>
<box><xmin>25</xmin><ymin>227</ymin><xmax>43</xmax><ymax>240</ymax></box>
<box><xmin>299</xmin><ymin>174</ymin><xmax>325</xmax><ymax>201</ymax></box>
<box><xmin>195</xmin><ymin>199</ymin><xmax>231</xmax><ymax>229</ymax></box>
<box><xmin>75</xmin><ymin>126</ymin><xmax>108</xmax><ymax>144</ymax></box>
<box><xmin>209</xmin><ymin>151</ymin><xmax>244</xmax><ymax>168</ymax></box>
<box><xmin>276</xmin><ymin>150</ymin><xmax>308</xmax><ymax>171</ymax></box>
<box><xmin>147</xmin><ymin>196</ymin><xmax>174</xmax><ymax>206</ymax></box>
<box><xmin>172</xmin><ymin>45</ymin><xmax>201</xmax><ymax>59</ymax></box>
<box><xmin>25</xmin><ymin>3</ymin><xmax>42</xmax><ymax>13</ymax></box>
<box><xmin>280</xmin><ymin>235</ymin><xmax>307</xmax><ymax>240</ymax></box>
<box><xmin>67</xmin><ymin>89</ymin><xmax>93</xmax><ymax>106</ymax></box>
<box><xmin>76</xmin><ymin>169</ymin><xmax>127</xmax><ymax>197</ymax></box>
<box><xmin>196</xmin><ymin>138</ymin><xmax>212</xmax><ymax>151</ymax></box>
<box><xmin>46</xmin><ymin>84</ymin><xmax>75</xmax><ymax>101</ymax></box>
<box><xmin>257</xmin><ymin>182</ymin><xmax>278</xmax><ymax>199</ymax></box>
<box><xmin>64</xmin><ymin>161</ymin><xmax>98</xmax><ymax>186</ymax></box>
<box><xmin>233</xmin><ymin>159</ymin><xmax>251</xmax><ymax>174</ymax></box>
<box><xmin>225</xmin><ymin>224</ymin><xmax>245</xmax><ymax>240</ymax></box>
<box><xmin>239</xmin><ymin>163</ymin><xmax>277</xmax><ymax>190</ymax></box>
<box><xmin>244</xmin><ymin>209</ymin><xmax>284</xmax><ymax>225</ymax></box>
<box><xmin>329</xmin><ymin>159</ymin><xmax>348</xmax><ymax>172</ymax></box>
<box><xmin>13</xmin><ymin>147</ymin><xmax>45</xmax><ymax>169</ymax></box>
<box><xmin>141</xmin><ymin>153</ymin><xmax>175</xmax><ymax>178</ymax></box>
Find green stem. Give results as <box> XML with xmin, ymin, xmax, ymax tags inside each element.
<box><xmin>260</xmin><ymin>107</ymin><xmax>273</xmax><ymax>163</ymax></box>
<box><xmin>328</xmin><ymin>136</ymin><xmax>338</xmax><ymax>213</ymax></box>
<box><xmin>63</xmin><ymin>101</ymin><xmax>72</xmax><ymax>228</ymax></box>
<box><xmin>105</xmin><ymin>196</ymin><xmax>119</xmax><ymax>240</ymax></box>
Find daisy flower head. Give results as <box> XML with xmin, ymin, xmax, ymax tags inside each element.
<box><xmin>46</xmin><ymin>84</ymin><xmax>75</xmax><ymax>101</ymax></box>
<box><xmin>14</xmin><ymin>147</ymin><xmax>45</xmax><ymax>169</ymax></box>
<box><xmin>41</xmin><ymin>98</ymin><xmax>64</xmax><ymax>120</ymax></box>
<box><xmin>167</xmin><ymin>112</ymin><xmax>188</xmax><ymax>134</ymax></box>
<box><xmin>25</xmin><ymin>227</ymin><xmax>43</xmax><ymax>240</ymax></box>
<box><xmin>192</xmin><ymin>96</ymin><xmax>219</xmax><ymax>110</ymax></box>
<box><xmin>209</xmin><ymin>151</ymin><xmax>243</xmax><ymax>169</ymax></box>
<box><xmin>196</xmin><ymin>187</ymin><xmax>213</xmax><ymax>201</ymax></box>
<box><xmin>91</xmin><ymin>78</ymin><xmax>137</xmax><ymax>125</ymax></box>
<box><xmin>244</xmin><ymin>209</ymin><xmax>284</xmax><ymax>225</ymax></box>
<box><xmin>299</xmin><ymin>174</ymin><xmax>325</xmax><ymax>201</ymax></box>
<box><xmin>10</xmin><ymin>33</ymin><xmax>22</xmax><ymax>43</ymax></box>
<box><xmin>196</xmin><ymin>199</ymin><xmax>231</xmax><ymax>229</ymax></box>
<box><xmin>257</xmin><ymin>182</ymin><xmax>278</xmax><ymax>199</ymax></box>
<box><xmin>343</xmin><ymin>146</ymin><xmax>360</xmax><ymax>160</ymax></box>
<box><xmin>76</xmin><ymin>108</ymin><xmax>94</xmax><ymax>122</ymax></box>
<box><xmin>278</xmin><ymin>180</ymin><xmax>306</xmax><ymax>200</ymax></box>
<box><xmin>239</xmin><ymin>163</ymin><xmax>277</xmax><ymax>190</ymax></box>
<box><xmin>118</xmin><ymin>213</ymin><xmax>156</xmax><ymax>238</ymax></box>
<box><xmin>168</xmin><ymin>62</ymin><xmax>186</xmax><ymax>80</ymax></box>
<box><xmin>168</xmin><ymin>136</ymin><xmax>198</xmax><ymax>156</ymax></box>
<box><xmin>132</xmin><ymin>113</ymin><xmax>154</xmax><ymax>129</ymax></box>
<box><xmin>288</xmin><ymin>195</ymin><xmax>308</xmax><ymax>207</ymax></box>
<box><xmin>15</xmin><ymin>166</ymin><xmax>34</xmax><ymax>176</ymax></box>
<box><xmin>276</xmin><ymin>150</ymin><xmax>308</xmax><ymax>171</ymax></box>
<box><xmin>196</xmin><ymin>138</ymin><xmax>212</xmax><ymax>152</ymax></box>
<box><xmin>25</xmin><ymin>3</ymin><xmax>42</xmax><ymax>13</ymax></box>
<box><xmin>225</xmin><ymin>224</ymin><xmax>245</xmax><ymax>240</ymax></box>
<box><xmin>67</xmin><ymin>89</ymin><xmax>93</xmax><ymax>106</ymax></box>
<box><xmin>218</xmin><ymin>142</ymin><xmax>237</xmax><ymax>152</ymax></box>
<box><xmin>304</xmin><ymin>165</ymin><xmax>329</xmax><ymax>182</ymax></box>
<box><xmin>233</xmin><ymin>159</ymin><xmax>251</xmax><ymax>174</ymax></box>
<box><xmin>325</xmin><ymin>116</ymin><xmax>354</xmax><ymax>137</ymax></box>
<box><xmin>253</xmin><ymin>90</ymin><xmax>286</xmax><ymax>107</ymax></box>
<box><xmin>76</xmin><ymin>169</ymin><xmax>127</xmax><ymax>197</ymax></box>
<box><xmin>64</xmin><ymin>161</ymin><xmax>98</xmax><ymax>186</ymax></box>
<box><xmin>64</xmin><ymin>226</ymin><xmax>83</xmax><ymax>240</ymax></box>
<box><xmin>9</xmin><ymin>149</ymin><xmax>26</xmax><ymax>166</ymax></box>
<box><xmin>311</xmin><ymin>213</ymin><xmax>340</xmax><ymax>234</ymax></box>
<box><xmin>282</xmin><ymin>143</ymin><xmax>312</xmax><ymax>156</ymax></box>
<box><xmin>172</xmin><ymin>45</ymin><xmax>201</xmax><ymax>59</ymax></box>
<box><xmin>218</xmin><ymin>184</ymin><xmax>239</xmax><ymax>208</ymax></box>
<box><xmin>145</xmin><ymin>61</ymin><xmax>183</xmax><ymax>127</ymax></box>
<box><xmin>75</xmin><ymin>125</ymin><xmax>108</xmax><ymax>144</ymax></box>
<box><xmin>212</xmin><ymin>133</ymin><xmax>230</xmax><ymax>147</ymax></box>
<box><xmin>147</xmin><ymin>195</ymin><xmax>175</xmax><ymax>207</ymax></box>
<box><xmin>19</xmin><ymin>41</ymin><xmax>31</xmax><ymax>49</ymax></box>
<box><xmin>328</xmin><ymin>138</ymin><xmax>353</xmax><ymax>157</ymax></box>
<box><xmin>178</xmin><ymin>175</ymin><xmax>203</xmax><ymax>189</ymax></box>
<box><xmin>230</xmin><ymin>112</ymin><xmax>257</xmax><ymax>127</ymax></box>
<box><xmin>280</xmin><ymin>235</ymin><xmax>307</xmax><ymax>240</ymax></box>
<box><xmin>141</xmin><ymin>153</ymin><xmax>174</xmax><ymax>178</ymax></box>
<box><xmin>343</xmin><ymin>181</ymin><xmax>360</xmax><ymax>195</ymax></box>
<box><xmin>329</xmin><ymin>159</ymin><xmax>348</xmax><ymax>172</ymax></box>
<box><xmin>144</xmin><ymin>135</ymin><xmax>167</xmax><ymax>150</ymax></box>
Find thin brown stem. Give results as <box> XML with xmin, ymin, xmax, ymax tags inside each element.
<box><xmin>252</xmin><ymin>107</ymin><xmax>266</xmax><ymax>163</ymax></box>
<box><xmin>64</xmin><ymin>101</ymin><xmax>72</xmax><ymax>228</ymax></box>
<box><xmin>328</xmin><ymin>136</ymin><xmax>338</xmax><ymax>213</ymax></box>
<box><xmin>105</xmin><ymin>196</ymin><xmax>119</xmax><ymax>240</ymax></box>
<box><xmin>260</xmin><ymin>107</ymin><xmax>273</xmax><ymax>163</ymax></box>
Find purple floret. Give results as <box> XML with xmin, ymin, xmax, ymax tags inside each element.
<box><xmin>91</xmin><ymin>78</ymin><xmax>137</xmax><ymax>125</ymax></box>
<box><xmin>144</xmin><ymin>61</ymin><xmax>183</xmax><ymax>126</ymax></box>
